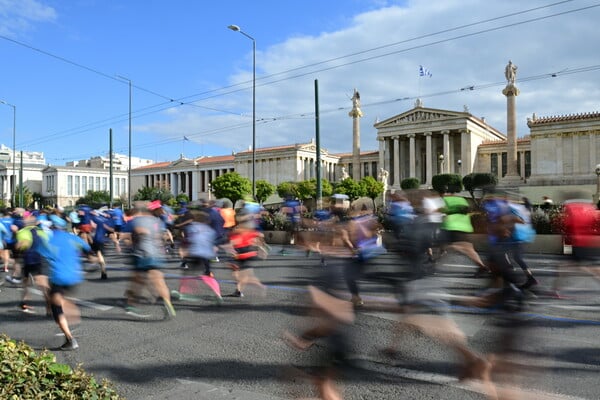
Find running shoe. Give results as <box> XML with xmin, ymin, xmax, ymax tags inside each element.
<box><xmin>351</xmin><ymin>295</ymin><xmax>364</xmax><ymax>307</ymax></box>
<box><xmin>170</xmin><ymin>290</ymin><xmax>181</xmax><ymax>300</ymax></box>
<box><xmin>163</xmin><ymin>300</ymin><xmax>176</xmax><ymax>318</ymax></box>
<box><xmin>125</xmin><ymin>306</ymin><xmax>151</xmax><ymax>319</ymax></box>
<box><xmin>5</xmin><ymin>275</ymin><xmax>22</xmax><ymax>285</ymax></box>
<box><xmin>20</xmin><ymin>304</ymin><xmax>35</xmax><ymax>314</ymax></box>
<box><xmin>100</xmin><ymin>272</ymin><xmax>108</xmax><ymax>280</ymax></box>
<box><xmin>60</xmin><ymin>338</ymin><xmax>79</xmax><ymax>351</ymax></box>
<box><xmin>231</xmin><ymin>290</ymin><xmax>244</xmax><ymax>298</ymax></box>
<box><xmin>215</xmin><ymin>295</ymin><xmax>224</xmax><ymax>305</ymax></box>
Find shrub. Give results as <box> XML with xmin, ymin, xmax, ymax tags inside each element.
<box><xmin>400</xmin><ymin>178</ymin><xmax>420</xmax><ymax>190</ymax></box>
<box><xmin>0</xmin><ymin>334</ymin><xmax>123</xmax><ymax>399</ymax></box>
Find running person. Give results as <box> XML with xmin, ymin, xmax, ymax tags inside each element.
<box><xmin>15</xmin><ymin>211</ymin><xmax>51</xmax><ymax>314</ymax></box>
<box><xmin>124</xmin><ymin>202</ymin><xmax>176</xmax><ymax>318</ymax></box>
<box><xmin>39</xmin><ymin>214</ymin><xmax>91</xmax><ymax>350</ymax></box>
<box><xmin>171</xmin><ymin>210</ymin><xmax>222</xmax><ymax>303</ymax></box>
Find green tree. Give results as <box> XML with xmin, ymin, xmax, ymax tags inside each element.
<box><xmin>175</xmin><ymin>193</ymin><xmax>189</xmax><ymax>204</ymax></box>
<box><xmin>431</xmin><ymin>173</ymin><xmax>463</xmax><ymax>195</ymax></box>
<box><xmin>361</xmin><ymin>176</ymin><xmax>384</xmax><ymax>210</ymax></box>
<box><xmin>334</xmin><ymin>178</ymin><xmax>365</xmax><ymax>202</ymax></box>
<box><xmin>133</xmin><ymin>186</ymin><xmax>174</xmax><ymax>204</ymax></box>
<box><xmin>462</xmin><ymin>173</ymin><xmax>498</xmax><ymax>202</ymax></box>
<box><xmin>211</xmin><ymin>172</ymin><xmax>251</xmax><ymax>205</ymax></box>
<box><xmin>14</xmin><ymin>185</ymin><xmax>33</xmax><ymax>208</ymax></box>
<box><xmin>320</xmin><ymin>179</ymin><xmax>334</xmax><ymax>198</ymax></box>
<box><xmin>76</xmin><ymin>190</ymin><xmax>111</xmax><ymax>207</ymax></box>
<box><xmin>296</xmin><ymin>179</ymin><xmax>317</xmax><ymax>202</ymax></box>
<box><xmin>255</xmin><ymin>180</ymin><xmax>275</xmax><ymax>204</ymax></box>
<box><xmin>401</xmin><ymin>177</ymin><xmax>421</xmax><ymax>190</ymax></box>
<box><xmin>276</xmin><ymin>181</ymin><xmax>298</xmax><ymax>200</ymax></box>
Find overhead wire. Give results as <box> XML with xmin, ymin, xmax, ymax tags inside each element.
<box><xmin>4</xmin><ymin>1</ymin><xmax>599</xmax><ymax>154</ymax></box>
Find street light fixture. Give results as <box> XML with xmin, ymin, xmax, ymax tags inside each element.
<box><xmin>116</xmin><ymin>75</ymin><xmax>133</xmax><ymax>209</ymax></box>
<box><xmin>0</xmin><ymin>100</ymin><xmax>16</xmax><ymax>207</ymax></box>
<box><xmin>228</xmin><ymin>24</ymin><xmax>256</xmax><ymax>200</ymax></box>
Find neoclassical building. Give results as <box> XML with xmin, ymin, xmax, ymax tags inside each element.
<box><xmin>374</xmin><ymin>100</ymin><xmax>506</xmax><ymax>188</ymax></box>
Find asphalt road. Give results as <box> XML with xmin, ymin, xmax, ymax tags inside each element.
<box><xmin>1</xmin><ymin>243</ymin><xmax>600</xmax><ymax>400</ymax></box>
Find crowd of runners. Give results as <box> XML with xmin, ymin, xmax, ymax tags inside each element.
<box><xmin>1</xmin><ymin>189</ymin><xmax>599</xmax><ymax>400</ymax></box>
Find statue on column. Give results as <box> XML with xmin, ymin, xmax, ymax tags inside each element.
<box><xmin>505</xmin><ymin>60</ymin><xmax>517</xmax><ymax>85</ymax></box>
<box><xmin>348</xmin><ymin>88</ymin><xmax>363</xmax><ymax>118</ymax></box>
<box><xmin>378</xmin><ymin>168</ymin><xmax>389</xmax><ymax>205</ymax></box>
<box><xmin>341</xmin><ymin>167</ymin><xmax>349</xmax><ymax>180</ymax></box>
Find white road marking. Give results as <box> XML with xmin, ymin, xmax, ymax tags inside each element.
<box><xmin>29</xmin><ymin>288</ymin><xmax>114</xmax><ymax>311</ymax></box>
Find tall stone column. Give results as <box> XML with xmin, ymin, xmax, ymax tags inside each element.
<box><xmin>442</xmin><ymin>130</ymin><xmax>450</xmax><ymax>173</ymax></box>
<box><xmin>502</xmin><ymin>60</ymin><xmax>521</xmax><ymax>182</ymax></box>
<box><xmin>393</xmin><ymin>136</ymin><xmax>400</xmax><ymax>187</ymax></box>
<box><xmin>425</xmin><ymin>132</ymin><xmax>433</xmax><ymax>185</ymax></box>
<box><xmin>348</xmin><ymin>89</ymin><xmax>363</xmax><ymax>180</ymax></box>
<box><xmin>409</xmin><ymin>134</ymin><xmax>416</xmax><ymax>178</ymax></box>
<box><xmin>378</xmin><ymin>137</ymin><xmax>385</xmax><ymax>172</ymax></box>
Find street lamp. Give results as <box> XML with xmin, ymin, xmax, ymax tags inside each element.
<box><xmin>0</xmin><ymin>100</ymin><xmax>16</xmax><ymax>207</ymax></box>
<box><xmin>457</xmin><ymin>159</ymin><xmax>462</xmax><ymax>174</ymax></box>
<box><xmin>438</xmin><ymin>154</ymin><xmax>445</xmax><ymax>173</ymax></box>
<box><xmin>116</xmin><ymin>75</ymin><xmax>132</xmax><ymax>209</ymax></box>
<box><xmin>228</xmin><ymin>24</ymin><xmax>256</xmax><ymax>200</ymax></box>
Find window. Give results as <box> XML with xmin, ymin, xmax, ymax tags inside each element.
<box><xmin>96</xmin><ymin>177</ymin><xmax>101</xmax><ymax>191</ymax></box>
<box><xmin>121</xmin><ymin>178</ymin><xmax>126</xmax><ymax>196</ymax></box>
<box><xmin>102</xmin><ymin>177</ymin><xmax>107</xmax><ymax>191</ymax></box>
<box><xmin>371</xmin><ymin>162</ymin><xmax>377</xmax><ymax>178</ymax></box>
<box><xmin>501</xmin><ymin>152</ymin><xmax>507</xmax><ymax>177</ymax></box>
<box><xmin>82</xmin><ymin>176</ymin><xmax>87</xmax><ymax>195</ymax></box>
<box><xmin>67</xmin><ymin>175</ymin><xmax>73</xmax><ymax>196</ymax></box>
<box><xmin>524</xmin><ymin>151</ymin><xmax>531</xmax><ymax>178</ymax></box>
<box><xmin>490</xmin><ymin>153</ymin><xmax>498</xmax><ymax>177</ymax></box>
<box><xmin>115</xmin><ymin>178</ymin><xmax>120</xmax><ymax>196</ymax></box>
<box><xmin>74</xmin><ymin>176</ymin><xmax>80</xmax><ymax>196</ymax></box>
<box><xmin>89</xmin><ymin>176</ymin><xmax>94</xmax><ymax>191</ymax></box>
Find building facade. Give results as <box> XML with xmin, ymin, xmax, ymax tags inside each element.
<box><xmin>374</xmin><ymin>101</ymin><xmax>506</xmax><ymax>188</ymax></box>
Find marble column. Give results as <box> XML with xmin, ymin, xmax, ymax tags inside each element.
<box><xmin>378</xmin><ymin>137</ymin><xmax>385</xmax><ymax>172</ymax></box>
<box><xmin>393</xmin><ymin>136</ymin><xmax>400</xmax><ymax>187</ymax></box>
<box><xmin>442</xmin><ymin>130</ymin><xmax>450</xmax><ymax>174</ymax></box>
<box><xmin>425</xmin><ymin>132</ymin><xmax>432</xmax><ymax>185</ymax></box>
<box><xmin>502</xmin><ymin>81</ymin><xmax>520</xmax><ymax>180</ymax></box>
<box><xmin>408</xmin><ymin>134</ymin><xmax>416</xmax><ymax>178</ymax></box>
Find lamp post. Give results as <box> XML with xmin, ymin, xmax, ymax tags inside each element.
<box><xmin>228</xmin><ymin>24</ymin><xmax>256</xmax><ymax>200</ymax></box>
<box><xmin>457</xmin><ymin>159</ymin><xmax>462</xmax><ymax>174</ymax></box>
<box><xmin>0</xmin><ymin>100</ymin><xmax>16</xmax><ymax>208</ymax></box>
<box><xmin>438</xmin><ymin>154</ymin><xmax>445</xmax><ymax>174</ymax></box>
<box><xmin>116</xmin><ymin>75</ymin><xmax>132</xmax><ymax>209</ymax></box>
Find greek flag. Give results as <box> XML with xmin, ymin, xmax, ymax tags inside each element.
<box><xmin>419</xmin><ymin>65</ymin><xmax>432</xmax><ymax>77</ymax></box>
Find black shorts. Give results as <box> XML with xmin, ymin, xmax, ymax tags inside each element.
<box><xmin>184</xmin><ymin>257</ymin><xmax>211</xmax><ymax>275</ymax></box>
<box><xmin>23</xmin><ymin>262</ymin><xmax>46</xmax><ymax>277</ymax></box>
<box><xmin>49</xmin><ymin>283</ymin><xmax>76</xmax><ymax>296</ymax></box>
<box><xmin>113</xmin><ymin>225</ymin><xmax>123</xmax><ymax>233</ymax></box>
<box><xmin>91</xmin><ymin>241</ymin><xmax>105</xmax><ymax>253</ymax></box>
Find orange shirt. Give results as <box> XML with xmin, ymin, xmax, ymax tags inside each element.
<box><xmin>220</xmin><ymin>208</ymin><xmax>236</xmax><ymax>229</ymax></box>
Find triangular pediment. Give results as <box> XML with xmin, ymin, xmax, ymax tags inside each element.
<box><xmin>374</xmin><ymin>107</ymin><xmax>468</xmax><ymax>128</ymax></box>
<box><xmin>298</xmin><ymin>143</ymin><xmax>330</xmax><ymax>155</ymax></box>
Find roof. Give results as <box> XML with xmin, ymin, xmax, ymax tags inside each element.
<box><xmin>133</xmin><ymin>161</ymin><xmax>171</xmax><ymax>170</ymax></box>
<box><xmin>479</xmin><ymin>135</ymin><xmax>531</xmax><ymax>147</ymax></box>
<box><xmin>527</xmin><ymin>111</ymin><xmax>600</xmax><ymax>126</ymax></box>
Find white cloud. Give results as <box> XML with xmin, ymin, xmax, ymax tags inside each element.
<box><xmin>0</xmin><ymin>0</ymin><xmax>57</xmax><ymax>36</ymax></box>
<box><xmin>138</xmin><ymin>0</ymin><xmax>600</xmax><ymax>157</ymax></box>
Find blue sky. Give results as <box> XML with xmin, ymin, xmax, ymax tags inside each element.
<box><xmin>1</xmin><ymin>0</ymin><xmax>599</xmax><ymax>165</ymax></box>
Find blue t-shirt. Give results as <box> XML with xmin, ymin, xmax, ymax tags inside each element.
<box><xmin>0</xmin><ymin>216</ymin><xmax>15</xmax><ymax>244</ymax></box>
<box><xmin>39</xmin><ymin>230</ymin><xmax>90</xmax><ymax>286</ymax></box>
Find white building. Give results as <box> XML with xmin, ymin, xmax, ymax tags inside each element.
<box><xmin>42</xmin><ymin>165</ymin><xmax>128</xmax><ymax>207</ymax></box>
<box><xmin>0</xmin><ymin>145</ymin><xmax>46</xmax><ymax>207</ymax></box>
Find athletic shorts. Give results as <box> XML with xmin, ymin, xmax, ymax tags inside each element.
<box><xmin>91</xmin><ymin>241</ymin><xmax>105</xmax><ymax>253</ymax></box>
<box><xmin>23</xmin><ymin>262</ymin><xmax>46</xmax><ymax>278</ymax></box>
<box><xmin>79</xmin><ymin>224</ymin><xmax>92</xmax><ymax>233</ymax></box>
<box><xmin>49</xmin><ymin>283</ymin><xmax>76</xmax><ymax>296</ymax></box>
